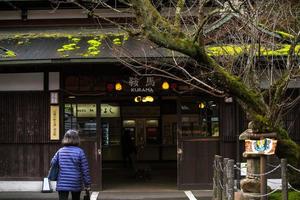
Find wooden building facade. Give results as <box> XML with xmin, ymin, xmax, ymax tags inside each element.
<box><xmin>0</xmin><ymin>0</ymin><xmax>299</xmax><ymax>191</ymax></box>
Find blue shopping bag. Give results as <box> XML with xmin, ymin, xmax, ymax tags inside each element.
<box><xmin>48</xmin><ymin>163</ymin><xmax>59</xmax><ymax>181</ymax></box>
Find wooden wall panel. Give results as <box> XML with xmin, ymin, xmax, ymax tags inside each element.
<box><xmin>284</xmin><ymin>101</ymin><xmax>300</xmax><ymax>141</ymax></box>
<box><xmin>0</xmin><ymin>92</ymin><xmax>49</xmax><ymax>144</ymax></box>
<box><xmin>0</xmin><ymin>144</ymin><xmax>60</xmax><ymax>180</ymax></box>
<box><xmin>179</xmin><ymin>139</ymin><xmax>219</xmax><ymax>189</ymax></box>
<box><xmin>219</xmin><ymin>102</ymin><xmax>247</xmax><ymax>142</ymax></box>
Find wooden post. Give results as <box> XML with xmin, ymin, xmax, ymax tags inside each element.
<box><xmin>216</xmin><ymin>155</ymin><xmax>223</xmax><ymax>200</ymax></box>
<box><xmin>222</xmin><ymin>158</ymin><xmax>229</xmax><ymax>200</ymax></box>
<box><xmin>260</xmin><ymin>155</ymin><xmax>267</xmax><ymax>200</ymax></box>
<box><xmin>213</xmin><ymin>155</ymin><xmax>218</xmax><ymax>199</ymax></box>
<box><xmin>281</xmin><ymin>159</ymin><xmax>288</xmax><ymax>200</ymax></box>
<box><xmin>227</xmin><ymin>159</ymin><xmax>235</xmax><ymax>200</ymax></box>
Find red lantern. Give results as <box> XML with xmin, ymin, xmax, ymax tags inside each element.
<box><xmin>170</xmin><ymin>83</ymin><xmax>177</xmax><ymax>89</ymax></box>
<box><xmin>106</xmin><ymin>83</ymin><xmax>114</xmax><ymax>92</ymax></box>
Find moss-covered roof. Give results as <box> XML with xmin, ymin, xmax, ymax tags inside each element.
<box><xmin>0</xmin><ymin>28</ymin><xmax>298</xmax><ymax>63</ymax></box>
<box><xmin>0</xmin><ymin>28</ymin><xmax>178</xmax><ymax>62</ymax></box>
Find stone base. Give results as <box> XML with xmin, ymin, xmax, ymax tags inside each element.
<box><xmin>235</xmin><ymin>191</ymin><xmax>261</xmax><ymax>200</ymax></box>
<box><xmin>241</xmin><ymin>192</ymin><xmax>260</xmax><ymax>200</ymax></box>
<box><xmin>240</xmin><ymin>178</ymin><xmax>260</xmax><ymax>193</ymax></box>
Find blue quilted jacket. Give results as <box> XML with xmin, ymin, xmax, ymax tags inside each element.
<box><xmin>51</xmin><ymin>146</ymin><xmax>91</xmax><ymax>191</ymax></box>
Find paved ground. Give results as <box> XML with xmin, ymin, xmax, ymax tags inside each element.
<box><xmin>0</xmin><ymin>190</ymin><xmax>212</xmax><ymax>200</ymax></box>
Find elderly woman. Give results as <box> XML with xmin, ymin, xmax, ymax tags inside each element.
<box><xmin>50</xmin><ymin>129</ymin><xmax>91</xmax><ymax>200</ymax></box>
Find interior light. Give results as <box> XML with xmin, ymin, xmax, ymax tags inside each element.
<box><xmin>198</xmin><ymin>102</ymin><xmax>205</xmax><ymax>109</ymax></box>
<box><xmin>145</xmin><ymin>96</ymin><xmax>154</xmax><ymax>102</ymax></box>
<box><xmin>115</xmin><ymin>82</ymin><xmax>122</xmax><ymax>91</ymax></box>
<box><xmin>134</xmin><ymin>96</ymin><xmax>142</xmax><ymax>102</ymax></box>
<box><xmin>68</xmin><ymin>96</ymin><xmax>76</xmax><ymax>99</ymax></box>
<box><xmin>162</xmin><ymin>81</ymin><xmax>170</xmax><ymax>90</ymax></box>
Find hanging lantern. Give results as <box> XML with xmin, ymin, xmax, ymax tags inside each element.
<box><xmin>115</xmin><ymin>82</ymin><xmax>123</xmax><ymax>91</ymax></box>
<box><xmin>161</xmin><ymin>81</ymin><xmax>170</xmax><ymax>90</ymax></box>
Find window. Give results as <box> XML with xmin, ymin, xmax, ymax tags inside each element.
<box><xmin>181</xmin><ymin>99</ymin><xmax>219</xmax><ymax>137</ymax></box>
<box><xmin>64</xmin><ymin>104</ymin><xmax>97</xmax><ymax>136</ymax></box>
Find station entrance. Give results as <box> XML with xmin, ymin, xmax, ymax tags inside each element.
<box><xmin>62</xmin><ymin>68</ymin><xmax>220</xmax><ymax>190</ymax></box>
<box><xmin>101</xmin><ymin>102</ymin><xmax>178</xmax><ymax>191</ymax></box>
<box><xmin>63</xmin><ymin>98</ymin><xmax>178</xmax><ymax>190</ymax></box>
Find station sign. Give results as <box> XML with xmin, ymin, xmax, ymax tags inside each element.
<box><xmin>127</xmin><ymin>76</ymin><xmax>156</xmax><ymax>93</ymax></box>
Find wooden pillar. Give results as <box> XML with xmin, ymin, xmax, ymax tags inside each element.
<box><xmin>281</xmin><ymin>159</ymin><xmax>288</xmax><ymax>200</ymax></box>
<box><xmin>227</xmin><ymin>159</ymin><xmax>235</xmax><ymax>200</ymax></box>
<box><xmin>260</xmin><ymin>155</ymin><xmax>267</xmax><ymax>200</ymax></box>
<box><xmin>222</xmin><ymin>158</ymin><xmax>229</xmax><ymax>200</ymax></box>
<box><xmin>216</xmin><ymin>155</ymin><xmax>223</xmax><ymax>200</ymax></box>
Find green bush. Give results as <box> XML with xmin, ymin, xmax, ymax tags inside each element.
<box><xmin>269</xmin><ymin>191</ymin><xmax>300</xmax><ymax>200</ymax></box>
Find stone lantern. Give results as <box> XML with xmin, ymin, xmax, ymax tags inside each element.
<box><xmin>239</xmin><ymin>128</ymin><xmax>277</xmax><ymax>200</ymax></box>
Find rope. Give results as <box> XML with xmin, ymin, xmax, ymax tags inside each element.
<box><xmin>234</xmin><ymin>164</ymin><xmax>280</xmax><ymax>176</ymax></box>
<box><xmin>219</xmin><ymin>162</ymin><xmax>224</xmax><ymax>172</ymax></box>
<box><xmin>267</xmin><ymin>163</ymin><xmax>279</xmax><ymax>168</ymax></box>
<box><xmin>287</xmin><ymin>164</ymin><xmax>300</xmax><ymax>173</ymax></box>
<box><xmin>236</xmin><ymin>188</ymin><xmax>281</xmax><ymax>197</ymax></box>
<box><xmin>219</xmin><ymin>180</ymin><xmax>224</xmax><ymax>190</ymax></box>
<box><xmin>289</xmin><ymin>183</ymin><xmax>300</xmax><ymax>193</ymax></box>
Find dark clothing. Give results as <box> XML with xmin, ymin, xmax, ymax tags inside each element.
<box><xmin>58</xmin><ymin>191</ymin><xmax>81</xmax><ymax>200</ymax></box>
<box><xmin>50</xmin><ymin>146</ymin><xmax>91</xmax><ymax>192</ymax></box>
<box><xmin>121</xmin><ymin>131</ymin><xmax>137</xmax><ymax>168</ymax></box>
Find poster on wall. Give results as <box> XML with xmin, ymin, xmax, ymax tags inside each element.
<box><xmin>245</xmin><ymin>138</ymin><xmax>277</xmax><ymax>155</ymax></box>
<box><xmin>50</xmin><ymin>105</ymin><xmax>60</xmax><ymax>140</ymax></box>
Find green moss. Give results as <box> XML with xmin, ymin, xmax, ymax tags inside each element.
<box><xmin>71</xmin><ymin>38</ymin><xmax>81</xmax><ymax>43</ymax></box>
<box><xmin>87</xmin><ymin>39</ymin><xmax>101</xmax><ymax>47</ymax></box>
<box><xmin>113</xmin><ymin>38</ymin><xmax>122</xmax><ymax>46</ymax></box>
<box><xmin>57</xmin><ymin>37</ymin><xmax>81</xmax><ymax>57</ymax></box>
<box><xmin>275</xmin><ymin>31</ymin><xmax>295</xmax><ymax>40</ymax></box>
<box><xmin>82</xmin><ymin>38</ymin><xmax>102</xmax><ymax>57</ymax></box>
<box><xmin>206</xmin><ymin>44</ymin><xmax>300</xmax><ymax>57</ymax></box>
<box><xmin>207</xmin><ymin>45</ymin><xmax>247</xmax><ymax>56</ymax></box>
<box><xmin>276</xmin><ymin>139</ymin><xmax>300</xmax><ymax>166</ymax></box>
<box><xmin>5</xmin><ymin>50</ymin><xmax>16</xmax><ymax>57</ymax></box>
<box><xmin>260</xmin><ymin>44</ymin><xmax>300</xmax><ymax>56</ymax></box>
<box><xmin>269</xmin><ymin>191</ymin><xmax>300</xmax><ymax>200</ymax></box>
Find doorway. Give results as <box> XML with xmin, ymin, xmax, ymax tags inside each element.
<box><xmin>102</xmin><ymin>112</ymin><xmax>177</xmax><ymax>191</ymax></box>
<box><xmin>63</xmin><ymin>103</ymin><xmax>102</xmax><ymax>189</ymax></box>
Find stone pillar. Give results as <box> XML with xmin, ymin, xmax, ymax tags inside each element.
<box><xmin>240</xmin><ymin>154</ymin><xmax>261</xmax><ymax>200</ymax></box>
<box><xmin>239</xmin><ymin>129</ymin><xmax>260</xmax><ymax>200</ymax></box>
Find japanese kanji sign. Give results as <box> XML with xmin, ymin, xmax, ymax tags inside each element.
<box><xmin>128</xmin><ymin>76</ymin><xmax>156</xmax><ymax>93</ymax></box>
<box><xmin>50</xmin><ymin>105</ymin><xmax>60</xmax><ymax>140</ymax></box>
<box><xmin>101</xmin><ymin>104</ymin><xmax>120</xmax><ymax>118</ymax></box>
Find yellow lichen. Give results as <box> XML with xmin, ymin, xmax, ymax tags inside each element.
<box><xmin>113</xmin><ymin>38</ymin><xmax>122</xmax><ymax>46</ymax></box>
<box><xmin>206</xmin><ymin>45</ymin><xmax>248</xmax><ymax>56</ymax></box>
<box><xmin>57</xmin><ymin>37</ymin><xmax>81</xmax><ymax>57</ymax></box>
<box><xmin>275</xmin><ymin>31</ymin><xmax>294</xmax><ymax>40</ymax></box>
<box><xmin>83</xmin><ymin>38</ymin><xmax>103</xmax><ymax>57</ymax></box>
<box><xmin>206</xmin><ymin>44</ymin><xmax>300</xmax><ymax>57</ymax></box>
<box><xmin>4</xmin><ymin>50</ymin><xmax>16</xmax><ymax>57</ymax></box>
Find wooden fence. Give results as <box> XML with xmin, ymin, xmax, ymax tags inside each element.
<box><xmin>212</xmin><ymin>155</ymin><xmax>300</xmax><ymax>200</ymax></box>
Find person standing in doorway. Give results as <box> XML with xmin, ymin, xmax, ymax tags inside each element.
<box><xmin>121</xmin><ymin>129</ymin><xmax>137</xmax><ymax>169</ymax></box>
<box><xmin>50</xmin><ymin>129</ymin><xmax>91</xmax><ymax>200</ymax></box>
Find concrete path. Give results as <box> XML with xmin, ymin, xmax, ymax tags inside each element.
<box><xmin>0</xmin><ymin>190</ymin><xmax>212</xmax><ymax>200</ymax></box>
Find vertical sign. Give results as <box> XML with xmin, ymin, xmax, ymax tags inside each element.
<box><xmin>50</xmin><ymin>105</ymin><xmax>60</xmax><ymax>140</ymax></box>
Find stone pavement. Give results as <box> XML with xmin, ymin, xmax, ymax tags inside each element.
<box><xmin>0</xmin><ymin>190</ymin><xmax>212</xmax><ymax>200</ymax></box>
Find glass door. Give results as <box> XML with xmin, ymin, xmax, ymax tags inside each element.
<box><xmin>64</xmin><ymin>103</ymin><xmax>102</xmax><ymax>189</ymax></box>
